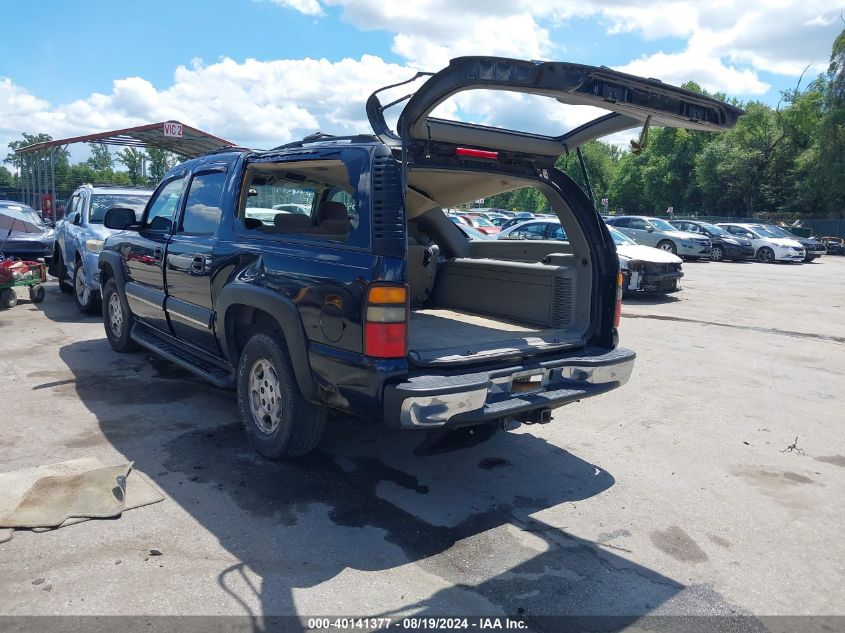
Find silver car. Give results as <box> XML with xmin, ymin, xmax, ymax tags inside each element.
<box><xmin>605</xmin><ymin>215</ymin><xmax>712</xmax><ymax>259</ymax></box>
<box><xmin>51</xmin><ymin>185</ymin><xmax>153</xmax><ymax>313</ymax></box>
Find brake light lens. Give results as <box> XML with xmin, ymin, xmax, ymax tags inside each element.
<box><xmin>455</xmin><ymin>147</ymin><xmax>499</xmax><ymax>160</ymax></box>
<box><xmin>364</xmin><ymin>284</ymin><xmax>408</xmax><ymax>358</ymax></box>
<box><xmin>613</xmin><ymin>271</ymin><xmax>623</xmax><ymax>328</ymax></box>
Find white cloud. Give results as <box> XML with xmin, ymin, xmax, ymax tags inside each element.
<box><xmin>3</xmin><ymin>0</ymin><xmax>844</xmax><ymax>165</ymax></box>
<box><xmin>0</xmin><ymin>55</ymin><xmax>412</xmax><ymax>156</ymax></box>
<box><xmin>263</xmin><ymin>0</ymin><xmax>324</xmax><ymax>17</ymax></box>
<box><xmin>615</xmin><ymin>50</ymin><xmax>770</xmax><ymax>96</ymax></box>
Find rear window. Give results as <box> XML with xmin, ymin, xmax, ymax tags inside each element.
<box><xmin>238</xmin><ymin>154</ymin><xmax>368</xmax><ymax>248</ymax></box>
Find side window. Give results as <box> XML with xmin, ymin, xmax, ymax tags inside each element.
<box><xmin>508</xmin><ymin>223</ymin><xmax>547</xmax><ymax>240</ymax></box>
<box><xmin>629</xmin><ymin>218</ymin><xmax>647</xmax><ymax>230</ymax></box>
<box><xmin>180</xmin><ymin>171</ymin><xmax>226</xmax><ymax>236</ymax></box>
<box><xmin>548</xmin><ymin>224</ymin><xmax>567</xmax><ymax>241</ymax></box>
<box><xmin>144</xmin><ymin>177</ymin><xmax>185</xmax><ymax>232</ymax></box>
<box><xmin>685</xmin><ymin>223</ymin><xmax>699</xmax><ymax>233</ymax></box>
<box><xmin>239</xmin><ymin>157</ymin><xmax>364</xmax><ymax>246</ymax></box>
<box><xmin>611</xmin><ymin>217</ymin><xmax>628</xmax><ymax>228</ymax></box>
<box><xmin>68</xmin><ymin>195</ymin><xmax>82</xmax><ymax>220</ymax></box>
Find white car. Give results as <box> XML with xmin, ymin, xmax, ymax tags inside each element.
<box><xmin>498</xmin><ymin>219</ymin><xmax>684</xmax><ymax>294</ymax></box>
<box><xmin>609</xmin><ymin>227</ymin><xmax>684</xmax><ymax>294</ymax></box>
<box><xmin>716</xmin><ymin>223</ymin><xmax>805</xmax><ymax>263</ymax></box>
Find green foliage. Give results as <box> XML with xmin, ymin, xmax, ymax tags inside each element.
<box><xmin>0</xmin><ymin>166</ymin><xmax>14</xmax><ymax>187</ymax></box>
<box><xmin>115</xmin><ymin>148</ymin><xmax>147</xmax><ymax>184</ymax></box>
<box><xmin>146</xmin><ymin>147</ymin><xmax>179</xmax><ymax>182</ymax></box>
<box><xmin>87</xmin><ymin>144</ymin><xmax>114</xmax><ymax>171</ymax></box>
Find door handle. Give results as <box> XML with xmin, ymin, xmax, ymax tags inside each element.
<box><xmin>191</xmin><ymin>254</ymin><xmax>210</xmax><ymax>274</ymax></box>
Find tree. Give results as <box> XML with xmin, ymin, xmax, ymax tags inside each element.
<box><xmin>0</xmin><ymin>166</ymin><xmax>14</xmax><ymax>187</ymax></box>
<box><xmin>87</xmin><ymin>144</ymin><xmax>113</xmax><ymax>172</ymax></box>
<box><xmin>115</xmin><ymin>148</ymin><xmax>147</xmax><ymax>184</ymax></box>
<box><xmin>146</xmin><ymin>147</ymin><xmax>179</xmax><ymax>182</ymax></box>
<box><xmin>4</xmin><ymin>133</ymin><xmax>70</xmax><ymax>174</ymax></box>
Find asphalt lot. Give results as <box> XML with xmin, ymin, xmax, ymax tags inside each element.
<box><xmin>1</xmin><ymin>257</ymin><xmax>844</xmax><ymax>627</ymax></box>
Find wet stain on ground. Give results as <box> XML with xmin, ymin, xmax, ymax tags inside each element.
<box><xmin>707</xmin><ymin>534</ymin><xmax>733</xmax><ymax>549</ymax></box>
<box><xmin>815</xmin><ymin>455</ymin><xmax>845</xmax><ymax>468</ymax></box>
<box><xmin>598</xmin><ymin>528</ymin><xmax>631</xmax><ymax>543</ymax></box>
<box><xmin>650</xmin><ymin>526</ymin><xmax>709</xmax><ymax>563</ymax></box>
<box><xmin>478</xmin><ymin>457</ymin><xmax>511</xmax><ymax>470</ymax></box>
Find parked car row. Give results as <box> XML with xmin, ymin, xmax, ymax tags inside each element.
<box><xmin>463</xmin><ymin>212</ymin><xmax>836</xmax><ymax>297</ymax></box>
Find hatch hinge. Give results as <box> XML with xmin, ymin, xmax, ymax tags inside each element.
<box><xmin>630</xmin><ymin>115</ymin><xmax>652</xmax><ymax>155</ymax></box>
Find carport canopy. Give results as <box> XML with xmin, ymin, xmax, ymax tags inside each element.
<box><xmin>14</xmin><ymin>120</ymin><xmax>236</xmax><ymax>159</ymax></box>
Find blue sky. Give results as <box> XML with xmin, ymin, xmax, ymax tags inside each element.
<box><xmin>1</xmin><ymin>0</ymin><xmax>843</xmax><ymax>156</ymax></box>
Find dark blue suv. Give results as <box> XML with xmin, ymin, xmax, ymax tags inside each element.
<box><xmin>98</xmin><ymin>57</ymin><xmax>741</xmax><ymax>458</ymax></box>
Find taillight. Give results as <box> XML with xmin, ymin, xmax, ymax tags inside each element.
<box><xmin>364</xmin><ymin>284</ymin><xmax>408</xmax><ymax>358</ymax></box>
<box><xmin>613</xmin><ymin>271</ymin><xmax>623</xmax><ymax>328</ymax></box>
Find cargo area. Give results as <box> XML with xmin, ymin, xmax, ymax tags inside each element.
<box><xmin>406</xmin><ymin>255</ymin><xmax>586</xmax><ymax>366</ymax></box>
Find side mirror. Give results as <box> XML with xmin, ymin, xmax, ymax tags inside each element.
<box><xmin>104</xmin><ymin>207</ymin><xmax>138</xmax><ymax>231</ymax></box>
<box><xmin>646</xmin><ymin>226</ymin><xmax>654</xmax><ymax>232</ymax></box>
<box><xmin>72</xmin><ymin>214</ymin><xmax>81</xmax><ymax>226</ymax></box>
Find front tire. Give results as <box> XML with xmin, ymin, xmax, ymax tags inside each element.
<box><xmin>237</xmin><ymin>332</ymin><xmax>326</xmax><ymax>460</ymax></box>
<box><xmin>711</xmin><ymin>245</ymin><xmax>724</xmax><ymax>261</ymax></box>
<box><xmin>102</xmin><ymin>279</ymin><xmax>139</xmax><ymax>352</ymax></box>
<box><xmin>73</xmin><ymin>261</ymin><xmax>100</xmax><ymax>313</ymax></box>
<box><xmin>756</xmin><ymin>247</ymin><xmax>775</xmax><ymax>263</ymax></box>
<box><xmin>657</xmin><ymin>240</ymin><xmax>677</xmax><ymax>255</ymax></box>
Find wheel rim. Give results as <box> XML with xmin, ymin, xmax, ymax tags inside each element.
<box><xmin>248</xmin><ymin>358</ymin><xmax>282</xmax><ymax>435</ymax></box>
<box><xmin>659</xmin><ymin>242</ymin><xmax>674</xmax><ymax>252</ymax></box>
<box><xmin>759</xmin><ymin>249</ymin><xmax>773</xmax><ymax>263</ymax></box>
<box><xmin>75</xmin><ymin>268</ymin><xmax>90</xmax><ymax>305</ymax></box>
<box><xmin>712</xmin><ymin>246</ymin><xmax>723</xmax><ymax>261</ymax></box>
<box><xmin>108</xmin><ymin>292</ymin><xmax>123</xmax><ymax>337</ymax></box>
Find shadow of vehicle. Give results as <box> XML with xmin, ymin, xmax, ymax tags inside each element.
<box><xmin>622</xmin><ymin>293</ymin><xmax>683</xmax><ymax>305</ymax></box>
<box><xmin>27</xmin><ymin>280</ymin><xmax>102</xmax><ymax>323</ymax></box>
<box><xmin>50</xmin><ymin>338</ymin><xmax>754</xmax><ymax>631</ymax></box>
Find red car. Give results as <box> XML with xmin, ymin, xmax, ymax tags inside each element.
<box><xmin>458</xmin><ymin>214</ymin><xmax>501</xmax><ymax>235</ymax></box>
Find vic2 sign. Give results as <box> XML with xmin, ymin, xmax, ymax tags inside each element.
<box><xmin>163</xmin><ymin>122</ymin><xmax>183</xmax><ymax>138</ymax></box>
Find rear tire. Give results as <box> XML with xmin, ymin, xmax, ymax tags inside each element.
<box><xmin>657</xmin><ymin>240</ymin><xmax>677</xmax><ymax>255</ymax></box>
<box><xmin>756</xmin><ymin>247</ymin><xmax>775</xmax><ymax>263</ymax></box>
<box><xmin>73</xmin><ymin>261</ymin><xmax>100</xmax><ymax>313</ymax></box>
<box><xmin>237</xmin><ymin>332</ymin><xmax>326</xmax><ymax>460</ymax></box>
<box><xmin>0</xmin><ymin>288</ymin><xmax>17</xmax><ymax>309</ymax></box>
<box><xmin>102</xmin><ymin>279</ymin><xmax>140</xmax><ymax>352</ymax></box>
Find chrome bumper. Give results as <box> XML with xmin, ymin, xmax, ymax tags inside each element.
<box><xmin>386</xmin><ymin>347</ymin><xmax>636</xmax><ymax>429</ymax></box>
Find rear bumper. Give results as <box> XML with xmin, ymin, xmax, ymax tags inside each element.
<box><xmin>383</xmin><ymin>347</ymin><xmax>635</xmax><ymax>429</ymax></box>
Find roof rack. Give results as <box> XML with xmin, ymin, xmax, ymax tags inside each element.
<box><xmin>270</xmin><ymin>132</ymin><xmax>379</xmax><ymax>151</ymax></box>
<box><xmin>82</xmin><ymin>183</ymin><xmax>157</xmax><ymax>190</ymax></box>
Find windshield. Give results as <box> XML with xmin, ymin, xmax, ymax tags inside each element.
<box><xmin>0</xmin><ymin>204</ymin><xmax>45</xmax><ymax>226</ymax></box>
<box><xmin>697</xmin><ymin>222</ymin><xmax>729</xmax><ymax>236</ymax></box>
<box><xmin>89</xmin><ymin>193</ymin><xmax>151</xmax><ymax>223</ymax></box>
<box><xmin>471</xmin><ymin>217</ymin><xmax>494</xmax><ymax>227</ymax></box>
<box><xmin>760</xmin><ymin>225</ymin><xmax>793</xmax><ymax>238</ymax></box>
<box><xmin>649</xmin><ymin>218</ymin><xmax>676</xmax><ymax>232</ymax></box>
<box><xmin>609</xmin><ymin>227</ymin><xmax>636</xmax><ymax>246</ymax></box>
<box><xmin>748</xmin><ymin>226</ymin><xmax>779</xmax><ymax>238</ymax></box>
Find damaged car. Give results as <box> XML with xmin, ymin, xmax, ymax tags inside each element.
<box><xmin>609</xmin><ymin>227</ymin><xmax>683</xmax><ymax>295</ymax></box>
